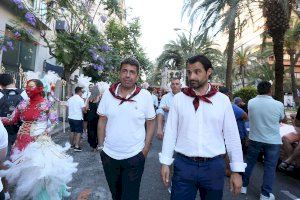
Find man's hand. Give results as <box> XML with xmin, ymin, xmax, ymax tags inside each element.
<box><xmin>230</xmin><ymin>172</ymin><xmax>242</xmax><ymax>196</ymax></box>
<box><xmin>142</xmin><ymin>147</ymin><xmax>150</xmax><ymax>158</ymax></box>
<box><xmin>161</xmin><ymin>164</ymin><xmax>170</xmax><ymax>187</ymax></box>
<box><xmin>156</xmin><ymin>129</ymin><xmax>164</xmax><ymax>140</ymax></box>
<box><xmin>162</xmin><ymin>106</ymin><xmax>169</xmax><ymax>112</ymax></box>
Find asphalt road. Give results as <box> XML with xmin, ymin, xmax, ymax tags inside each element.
<box><xmin>53</xmin><ymin>131</ymin><xmax>300</xmax><ymax>200</ymax></box>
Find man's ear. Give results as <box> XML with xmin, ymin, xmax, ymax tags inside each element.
<box><xmin>207</xmin><ymin>68</ymin><xmax>213</xmax><ymax>79</ymax></box>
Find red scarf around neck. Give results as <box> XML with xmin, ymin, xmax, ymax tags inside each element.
<box><xmin>181</xmin><ymin>85</ymin><xmax>217</xmax><ymax>111</ymax></box>
<box><xmin>109</xmin><ymin>82</ymin><xmax>141</xmax><ymax>105</ymax></box>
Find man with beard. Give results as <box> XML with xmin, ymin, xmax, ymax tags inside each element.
<box><xmin>159</xmin><ymin>55</ymin><xmax>245</xmax><ymax>200</ymax></box>
<box><xmin>97</xmin><ymin>57</ymin><xmax>156</xmax><ymax>200</ymax></box>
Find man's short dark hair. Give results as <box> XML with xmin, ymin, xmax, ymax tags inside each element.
<box><xmin>186</xmin><ymin>54</ymin><xmax>213</xmax><ymax>71</ymax></box>
<box><xmin>257</xmin><ymin>81</ymin><xmax>271</xmax><ymax>95</ymax></box>
<box><xmin>120</xmin><ymin>57</ymin><xmax>140</xmax><ymax>72</ymax></box>
<box><xmin>75</xmin><ymin>86</ymin><xmax>83</xmax><ymax>94</ymax></box>
<box><xmin>171</xmin><ymin>77</ymin><xmax>181</xmax><ymax>82</ymax></box>
<box><xmin>0</xmin><ymin>73</ymin><xmax>14</xmax><ymax>87</ymax></box>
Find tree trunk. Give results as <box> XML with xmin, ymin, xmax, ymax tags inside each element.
<box><xmin>272</xmin><ymin>33</ymin><xmax>285</xmax><ymax>102</ymax></box>
<box><xmin>241</xmin><ymin>65</ymin><xmax>245</xmax><ymax>87</ymax></box>
<box><xmin>290</xmin><ymin>53</ymin><xmax>300</xmax><ymax>106</ymax></box>
<box><xmin>225</xmin><ymin>20</ymin><xmax>236</xmax><ymax>91</ymax></box>
<box><xmin>63</xmin><ymin>68</ymin><xmax>72</xmax><ymax>98</ymax></box>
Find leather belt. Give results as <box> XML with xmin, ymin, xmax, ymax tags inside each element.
<box><xmin>177</xmin><ymin>153</ymin><xmax>224</xmax><ymax>162</ymax></box>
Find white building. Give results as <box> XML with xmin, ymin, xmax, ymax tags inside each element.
<box><xmin>0</xmin><ymin>0</ymin><xmax>59</xmax><ymax>75</ymax></box>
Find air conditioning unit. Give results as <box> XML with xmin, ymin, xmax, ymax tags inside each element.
<box><xmin>55</xmin><ymin>20</ymin><xmax>67</xmax><ymax>32</ymax></box>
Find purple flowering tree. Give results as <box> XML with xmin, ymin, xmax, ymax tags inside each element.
<box><xmin>2</xmin><ymin>0</ymin><xmax>123</xmax><ymax>84</ymax></box>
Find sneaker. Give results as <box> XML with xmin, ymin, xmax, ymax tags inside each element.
<box><xmin>74</xmin><ymin>147</ymin><xmax>82</xmax><ymax>152</ymax></box>
<box><xmin>260</xmin><ymin>193</ymin><xmax>275</xmax><ymax>200</ymax></box>
<box><xmin>70</xmin><ymin>145</ymin><xmax>75</xmax><ymax>149</ymax></box>
<box><xmin>241</xmin><ymin>187</ymin><xmax>247</xmax><ymax>194</ymax></box>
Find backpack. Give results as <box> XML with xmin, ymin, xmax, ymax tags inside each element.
<box><xmin>0</xmin><ymin>89</ymin><xmax>24</xmax><ymax>117</ymax></box>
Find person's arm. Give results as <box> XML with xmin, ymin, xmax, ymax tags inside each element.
<box><xmin>159</xmin><ymin>98</ymin><xmax>179</xmax><ymax>187</ymax></box>
<box><xmin>241</xmin><ymin>112</ymin><xmax>248</xmax><ymax>121</ymax></box>
<box><xmin>156</xmin><ymin>114</ymin><xmax>164</xmax><ymax>140</ymax></box>
<box><xmin>0</xmin><ymin>121</ymin><xmax>8</xmax><ymax>163</ymax></box>
<box><xmin>1</xmin><ymin>105</ymin><xmax>21</xmax><ymax>125</ymax></box>
<box><xmin>97</xmin><ymin>115</ymin><xmax>107</xmax><ymax>149</ymax></box>
<box><xmin>96</xmin><ymin>91</ymin><xmax>108</xmax><ymax>149</ymax></box>
<box><xmin>143</xmin><ymin>92</ymin><xmax>156</xmax><ymax>156</ymax></box>
<box><xmin>143</xmin><ymin>118</ymin><xmax>155</xmax><ymax>156</ymax></box>
<box><xmin>156</xmin><ymin>96</ymin><xmax>167</xmax><ymax>139</ymax></box>
<box><xmin>223</xmin><ymin>100</ymin><xmax>246</xmax><ymax>196</ymax></box>
<box><xmin>46</xmin><ymin>101</ymin><xmax>59</xmax><ymax>134</ymax></box>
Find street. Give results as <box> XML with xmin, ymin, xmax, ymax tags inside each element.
<box><xmin>52</xmin><ymin>131</ymin><xmax>300</xmax><ymax>200</ymax></box>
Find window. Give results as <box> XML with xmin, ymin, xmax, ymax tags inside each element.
<box><xmin>2</xmin><ymin>26</ymin><xmax>37</xmax><ymax>72</ymax></box>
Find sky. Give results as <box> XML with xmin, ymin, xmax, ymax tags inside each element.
<box><xmin>125</xmin><ymin>0</ymin><xmax>191</xmax><ymax>62</ymax></box>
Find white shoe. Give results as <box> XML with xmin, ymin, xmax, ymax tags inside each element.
<box><xmin>4</xmin><ymin>192</ymin><xmax>10</xmax><ymax>200</ymax></box>
<box><xmin>241</xmin><ymin>186</ymin><xmax>247</xmax><ymax>194</ymax></box>
<box><xmin>260</xmin><ymin>193</ymin><xmax>275</xmax><ymax>200</ymax></box>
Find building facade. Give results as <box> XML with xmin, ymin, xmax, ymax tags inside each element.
<box><xmin>0</xmin><ymin>0</ymin><xmax>57</xmax><ymax>74</ymax></box>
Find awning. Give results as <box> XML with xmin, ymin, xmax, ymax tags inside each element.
<box><xmin>44</xmin><ymin>62</ymin><xmax>64</xmax><ymax>77</ymax></box>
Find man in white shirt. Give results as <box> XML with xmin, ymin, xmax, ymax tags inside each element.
<box><xmin>156</xmin><ymin>78</ymin><xmax>181</xmax><ymax>140</ymax></box>
<box><xmin>97</xmin><ymin>57</ymin><xmax>156</xmax><ymax>200</ymax></box>
<box><xmin>67</xmin><ymin>87</ymin><xmax>86</xmax><ymax>152</ymax></box>
<box><xmin>160</xmin><ymin>55</ymin><xmax>246</xmax><ymax>200</ymax></box>
<box><xmin>0</xmin><ymin>120</ymin><xmax>8</xmax><ymax>199</ymax></box>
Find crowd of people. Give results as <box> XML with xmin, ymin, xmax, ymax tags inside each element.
<box><xmin>0</xmin><ymin>54</ymin><xmax>299</xmax><ymax>200</ymax></box>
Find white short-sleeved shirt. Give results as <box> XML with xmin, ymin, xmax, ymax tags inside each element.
<box><xmin>0</xmin><ymin>121</ymin><xmax>8</xmax><ymax>192</ymax></box>
<box><xmin>67</xmin><ymin>94</ymin><xmax>85</xmax><ymax>120</ymax></box>
<box><xmin>97</xmin><ymin>86</ymin><xmax>156</xmax><ymax>160</ymax></box>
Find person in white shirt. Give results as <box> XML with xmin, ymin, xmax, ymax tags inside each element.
<box><xmin>97</xmin><ymin>57</ymin><xmax>156</xmax><ymax>200</ymax></box>
<box><xmin>0</xmin><ymin>120</ymin><xmax>8</xmax><ymax>199</ymax></box>
<box><xmin>67</xmin><ymin>87</ymin><xmax>86</xmax><ymax>152</ymax></box>
<box><xmin>156</xmin><ymin>78</ymin><xmax>181</xmax><ymax>140</ymax></box>
<box><xmin>159</xmin><ymin>54</ymin><xmax>246</xmax><ymax>200</ymax></box>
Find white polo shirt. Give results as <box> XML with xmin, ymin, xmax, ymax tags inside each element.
<box><xmin>67</xmin><ymin>94</ymin><xmax>85</xmax><ymax>120</ymax></box>
<box><xmin>97</xmin><ymin>86</ymin><xmax>156</xmax><ymax>160</ymax></box>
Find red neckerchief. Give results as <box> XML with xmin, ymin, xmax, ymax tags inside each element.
<box><xmin>109</xmin><ymin>82</ymin><xmax>141</xmax><ymax>105</ymax></box>
<box><xmin>181</xmin><ymin>85</ymin><xmax>217</xmax><ymax>111</ymax></box>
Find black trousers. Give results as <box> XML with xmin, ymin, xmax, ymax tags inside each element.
<box><xmin>100</xmin><ymin>151</ymin><xmax>145</xmax><ymax>200</ymax></box>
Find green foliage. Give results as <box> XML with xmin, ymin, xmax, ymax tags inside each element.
<box><xmin>233</xmin><ymin>87</ymin><xmax>257</xmax><ymax>103</ymax></box>
<box><xmin>104</xmin><ymin>18</ymin><xmax>152</xmax><ymax>82</ymax></box>
<box><xmin>157</xmin><ymin>32</ymin><xmax>223</xmax><ymax>70</ymax></box>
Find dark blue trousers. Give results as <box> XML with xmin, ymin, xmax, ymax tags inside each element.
<box><xmin>171</xmin><ymin>153</ymin><xmax>225</xmax><ymax>200</ymax></box>
<box><xmin>242</xmin><ymin>140</ymin><xmax>281</xmax><ymax>197</ymax></box>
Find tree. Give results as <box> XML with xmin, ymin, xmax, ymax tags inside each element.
<box><xmin>182</xmin><ymin>0</ymin><xmax>251</xmax><ymax>91</ymax></box>
<box><xmin>262</xmin><ymin>0</ymin><xmax>294</xmax><ymax>102</ymax></box>
<box><xmin>104</xmin><ymin>18</ymin><xmax>152</xmax><ymax>83</ymax></box>
<box><xmin>1</xmin><ymin>0</ymin><xmax>123</xmax><ymax>84</ymax></box>
<box><xmin>157</xmin><ymin>32</ymin><xmax>222</xmax><ymax>70</ymax></box>
<box><xmin>284</xmin><ymin>18</ymin><xmax>300</xmax><ymax>106</ymax></box>
<box><xmin>234</xmin><ymin>46</ymin><xmax>255</xmax><ymax>87</ymax></box>
<box><xmin>247</xmin><ymin>49</ymin><xmax>275</xmax><ymax>84</ymax></box>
